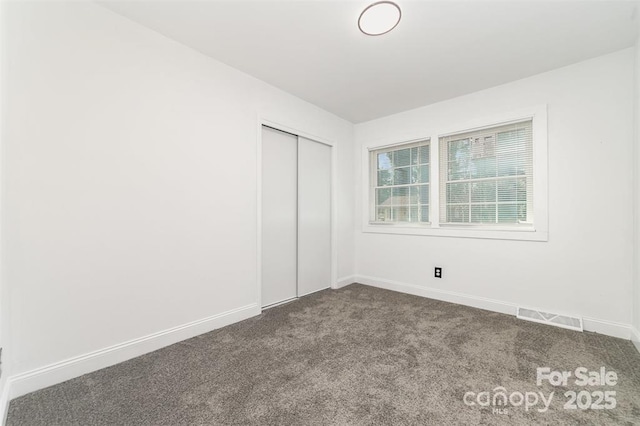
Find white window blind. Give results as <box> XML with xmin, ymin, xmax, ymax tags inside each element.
<box><xmin>370</xmin><ymin>140</ymin><xmax>430</xmax><ymax>223</ymax></box>
<box><xmin>439</xmin><ymin>120</ymin><xmax>533</xmax><ymax>226</ymax></box>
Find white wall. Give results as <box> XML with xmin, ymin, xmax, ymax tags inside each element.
<box><xmin>633</xmin><ymin>20</ymin><xmax>640</xmax><ymax>350</ymax></box>
<box><xmin>0</xmin><ymin>0</ymin><xmax>9</xmax><ymax>415</ymax></box>
<box><xmin>354</xmin><ymin>49</ymin><xmax>635</xmax><ymax>335</ymax></box>
<box><xmin>2</xmin><ymin>0</ymin><xmax>354</xmax><ymax>395</ymax></box>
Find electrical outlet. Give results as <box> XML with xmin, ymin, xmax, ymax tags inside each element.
<box><xmin>434</xmin><ymin>267</ymin><xmax>442</xmax><ymax>278</ymax></box>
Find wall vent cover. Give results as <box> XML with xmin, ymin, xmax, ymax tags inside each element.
<box><xmin>516</xmin><ymin>307</ymin><xmax>583</xmax><ymax>332</ymax></box>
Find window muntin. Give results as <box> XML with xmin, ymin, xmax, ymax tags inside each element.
<box><xmin>371</xmin><ymin>140</ymin><xmax>430</xmax><ymax>223</ymax></box>
<box><xmin>439</xmin><ymin>120</ymin><xmax>533</xmax><ymax>226</ymax></box>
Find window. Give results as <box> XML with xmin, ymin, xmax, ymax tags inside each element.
<box><xmin>363</xmin><ymin>107</ymin><xmax>547</xmax><ymax>241</ymax></box>
<box><xmin>439</xmin><ymin>120</ymin><xmax>533</xmax><ymax>226</ymax></box>
<box><xmin>370</xmin><ymin>140</ymin><xmax>430</xmax><ymax>224</ymax></box>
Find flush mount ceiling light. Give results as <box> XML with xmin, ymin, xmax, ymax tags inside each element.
<box><xmin>358</xmin><ymin>1</ymin><xmax>401</xmax><ymax>36</ymax></box>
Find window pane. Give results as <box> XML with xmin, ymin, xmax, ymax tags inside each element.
<box><xmin>497</xmin><ymin>129</ymin><xmax>527</xmax><ymax>177</ymax></box>
<box><xmin>448</xmin><ymin>160</ymin><xmax>469</xmax><ymax>181</ymax></box>
<box><xmin>497</xmin><ymin>152</ymin><xmax>521</xmax><ymax>177</ymax></box>
<box><xmin>448</xmin><ymin>138</ymin><xmax>470</xmax><ymax>161</ymax></box>
<box><xmin>516</xmin><ymin>178</ymin><xmax>527</xmax><ymax>202</ymax></box>
<box><xmin>498</xmin><ymin>203</ymin><xmax>526</xmax><ymax>223</ymax></box>
<box><xmin>447</xmin><ymin>182</ymin><xmax>469</xmax><ymax>204</ymax></box>
<box><xmin>378</xmin><ymin>152</ymin><xmax>392</xmax><ymax>170</ymax></box>
<box><xmin>394</xmin><ymin>206</ymin><xmax>410</xmax><ymax>222</ymax></box>
<box><xmin>377</xmin><ymin>170</ymin><xmax>393</xmax><ymax>186</ymax></box>
<box><xmin>394</xmin><ymin>167</ymin><xmax>410</xmax><ymax>185</ymax></box>
<box><xmin>496</xmin><ymin>129</ymin><xmax>522</xmax><ymax>150</ymax></box>
<box><xmin>516</xmin><ymin>154</ymin><xmax>528</xmax><ymax>176</ymax></box>
<box><xmin>448</xmin><ymin>139</ymin><xmax>471</xmax><ymax>180</ymax></box>
<box><xmin>392</xmin><ymin>186</ymin><xmax>410</xmax><ymax>205</ymax></box>
<box><xmin>420</xmin><ymin>205</ymin><xmax>429</xmax><ymax>222</ymax></box>
<box><xmin>497</xmin><ymin>179</ymin><xmax>515</xmax><ymax>202</ymax></box>
<box><xmin>418</xmin><ymin>184</ymin><xmax>429</xmax><ymax>204</ymax></box>
<box><xmin>419</xmin><ymin>145</ymin><xmax>430</xmax><ymax>164</ymax></box>
<box><xmin>447</xmin><ymin>205</ymin><xmax>469</xmax><ymax>223</ymax></box>
<box><xmin>376</xmin><ymin>207</ymin><xmax>392</xmax><ymax>222</ymax></box>
<box><xmin>409</xmin><ymin>206</ymin><xmax>419</xmax><ymax>222</ymax></box>
<box><xmin>411</xmin><ymin>165</ymin><xmax>427</xmax><ymax>183</ymax></box>
<box><xmin>376</xmin><ymin>188</ymin><xmax>392</xmax><ymax>206</ymax></box>
<box><xmin>410</xmin><ymin>166</ymin><xmax>420</xmax><ymax>184</ymax></box>
<box><xmin>496</xmin><ymin>178</ymin><xmax>527</xmax><ymax>202</ymax></box>
<box><xmin>471</xmin><ymin>135</ymin><xmax>496</xmax><ymax>158</ymax></box>
<box><xmin>470</xmin><ymin>157</ymin><xmax>496</xmax><ymax>179</ymax></box>
<box><xmin>409</xmin><ymin>186</ymin><xmax>419</xmax><ymax>204</ymax></box>
<box><xmin>411</xmin><ymin>147</ymin><xmax>419</xmax><ymax>165</ymax></box>
<box><xmin>471</xmin><ymin>204</ymin><xmax>496</xmax><ymax>223</ymax></box>
<box><xmin>470</xmin><ymin>181</ymin><xmax>496</xmax><ymax>203</ymax></box>
<box><xmin>394</xmin><ymin>148</ymin><xmax>411</xmax><ymax>167</ymax></box>
<box><xmin>419</xmin><ymin>165</ymin><xmax>429</xmax><ymax>183</ymax></box>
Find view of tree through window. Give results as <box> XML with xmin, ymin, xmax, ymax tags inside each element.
<box><xmin>372</xmin><ymin>141</ymin><xmax>430</xmax><ymax>223</ymax></box>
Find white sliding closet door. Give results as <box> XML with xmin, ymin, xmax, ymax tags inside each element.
<box><xmin>297</xmin><ymin>137</ymin><xmax>332</xmax><ymax>296</ymax></box>
<box><xmin>261</xmin><ymin>126</ymin><xmax>298</xmax><ymax>307</ymax></box>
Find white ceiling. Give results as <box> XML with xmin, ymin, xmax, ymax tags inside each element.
<box><xmin>99</xmin><ymin>1</ymin><xmax>638</xmax><ymax>123</ymax></box>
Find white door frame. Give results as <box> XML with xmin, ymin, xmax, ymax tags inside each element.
<box><xmin>256</xmin><ymin>117</ymin><xmax>338</xmax><ymax>311</ymax></box>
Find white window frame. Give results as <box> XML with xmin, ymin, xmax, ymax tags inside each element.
<box><xmin>361</xmin><ymin>105</ymin><xmax>548</xmax><ymax>241</ymax></box>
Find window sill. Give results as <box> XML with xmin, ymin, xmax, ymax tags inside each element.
<box><xmin>363</xmin><ymin>222</ymin><xmax>548</xmax><ymax>241</ymax></box>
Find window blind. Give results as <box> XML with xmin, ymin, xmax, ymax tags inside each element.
<box><xmin>438</xmin><ymin>120</ymin><xmax>533</xmax><ymax>225</ymax></box>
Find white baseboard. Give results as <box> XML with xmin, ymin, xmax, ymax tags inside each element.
<box><xmin>582</xmin><ymin>317</ymin><xmax>631</xmax><ymax>340</ymax></box>
<box><xmin>8</xmin><ymin>303</ymin><xmax>260</xmax><ymax>401</ymax></box>
<box><xmin>334</xmin><ymin>275</ymin><xmax>356</xmax><ymax>289</ymax></box>
<box><xmin>357</xmin><ymin>275</ymin><xmax>516</xmax><ymax>316</ymax></box>
<box><xmin>632</xmin><ymin>327</ymin><xmax>640</xmax><ymax>353</ymax></box>
<box><xmin>355</xmin><ymin>275</ymin><xmax>633</xmax><ymax>340</ymax></box>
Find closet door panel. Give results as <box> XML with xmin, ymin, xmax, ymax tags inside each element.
<box><xmin>297</xmin><ymin>137</ymin><xmax>331</xmax><ymax>296</ymax></box>
<box><xmin>261</xmin><ymin>126</ymin><xmax>298</xmax><ymax>307</ymax></box>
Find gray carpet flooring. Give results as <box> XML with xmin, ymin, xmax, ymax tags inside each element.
<box><xmin>7</xmin><ymin>284</ymin><xmax>640</xmax><ymax>425</ymax></box>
